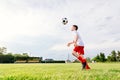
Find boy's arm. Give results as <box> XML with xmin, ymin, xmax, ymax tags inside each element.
<box><xmin>68</xmin><ymin>41</ymin><xmax>74</xmax><ymax>44</ymax></box>
<box><xmin>67</xmin><ymin>41</ymin><xmax>74</xmax><ymax>47</ymax></box>
<box><xmin>67</xmin><ymin>33</ymin><xmax>78</xmax><ymax>47</ymax></box>
<box><xmin>73</xmin><ymin>34</ymin><xmax>78</xmax><ymax>46</ymax></box>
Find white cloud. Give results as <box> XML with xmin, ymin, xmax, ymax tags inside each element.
<box><xmin>50</xmin><ymin>43</ymin><xmax>70</xmax><ymax>51</ymax></box>
<box><xmin>86</xmin><ymin>40</ymin><xmax>120</xmax><ymax>50</ymax></box>
<box><xmin>0</xmin><ymin>0</ymin><xmax>120</xmax><ymax>59</ymax></box>
<box><xmin>0</xmin><ymin>0</ymin><xmax>61</xmax><ymax>41</ymax></box>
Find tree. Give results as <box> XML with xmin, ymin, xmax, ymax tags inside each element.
<box><xmin>0</xmin><ymin>54</ymin><xmax>14</xmax><ymax>63</ymax></box>
<box><xmin>92</xmin><ymin>54</ymin><xmax>100</xmax><ymax>62</ymax></box>
<box><xmin>22</xmin><ymin>53</ymin><xmax>29</xmax><ymax>57</ymax></box>
<box><xmin>0</xmin><ymin>47</ymin><xmax>7</xmax><ymax>54</ymax></box>
<box><xmin>111</xmin><ymin>50</ymin><xmax>117</xmax><ymax>61</ymax></box>
<box><xmin>107</xmin><ymin>55</ymin><xmax>112</xmax><ymax>62</ymax></box>
<box><xmin>106</xmin><ymin>50</ymin><xmax>120</xmax><ymax>62</ymax></box>
<box><xmin>13</xmin><ymin>53</ymin><xmax>29</xmax><ymax>62</ymax></box>
<box><xmin>117</xmin><ymin>51</ymin><xmax>120</xmax><ymax>61</ymax></box>
<box><xmin>99</xmin><ymin>53</ymin><xmax>106</xmax><ymax>62</ymax></box>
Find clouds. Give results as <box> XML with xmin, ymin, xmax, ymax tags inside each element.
<box><xmin>0</xmin><ymin>0</ymin><xmax>120</xmax><ymax>60</ymax></box>
<box><xmin>0</xmin><ymin>0</ymin><xmax>61</xmax><ymax>39</ymax></box>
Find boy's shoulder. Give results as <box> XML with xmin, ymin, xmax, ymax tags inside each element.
<box><xmin>73</xmin><ymin>31</ymin><xmax>79</xmax><ymax>34</ymax></box>
<box><xmin>72</xmin><ymin>31</ymin><xmax>79</xmax><ymax>36</ymax></box>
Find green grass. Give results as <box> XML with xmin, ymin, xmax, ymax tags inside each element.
<box><xmin>0</xmin><ymin>63</ymin><xmax>120</xmax><ymax>80</ymax></box>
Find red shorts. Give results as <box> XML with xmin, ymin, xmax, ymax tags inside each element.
<box><xmin>73</xmin><ymin>46</ymin><xmax>84</xmax><ymax>55</ymax></box>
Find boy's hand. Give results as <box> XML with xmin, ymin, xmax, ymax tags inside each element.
<box><xmin>74</xmin><ymin>42</ymin><xmax>78</xmax><ymax>47</ymax></box>
<box><xmin>67</xmin><ymin>43</ymin><xmax>71</xmax><ymax>47</ymax></box>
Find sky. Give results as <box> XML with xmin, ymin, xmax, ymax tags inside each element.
<box><xmin>0</xmin><ymin>0</ymin><xmax>120</xmax><ymax>60</ymax></box>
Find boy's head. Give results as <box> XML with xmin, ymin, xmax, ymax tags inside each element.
<box><xmin>71</xmin><ymin>25</ymin><xmax>78</xmax><ymax>31</ymax></box>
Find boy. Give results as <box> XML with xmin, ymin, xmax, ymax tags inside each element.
<box><xmin>67</xmin><ymin>25</ymin><xmax>90</xmax><ymax>70</ymax></box>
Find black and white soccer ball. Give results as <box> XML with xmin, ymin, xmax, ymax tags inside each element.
<box><xmin>62</xmin><ymin>18</ymin><xmax>68</xmax><ymax>25</ymax></box>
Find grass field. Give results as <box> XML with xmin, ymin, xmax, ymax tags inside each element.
<box><xmin>0</xmin><ymin>63</ymin><xmax>120</xmax><ymax>80</ymax></box>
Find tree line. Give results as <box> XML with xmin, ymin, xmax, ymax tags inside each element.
<box><xmin>0</xmin><ymin>47</ymin><xmax>120</xmax><ymax>63</ymax></box>
<box><xmin>0</xmin><ymin>47</ymin><xmax>65</xmax><ymax>63</ymax></box>
<box><xmin>92</xmin><ymin>50</ymin><xmax>120</xmax><ymax>62</ymax></box>
<box><xmin>0</xmin><ymin>47</ymin><xmax>42</xmax><ymax>63</ymax></box>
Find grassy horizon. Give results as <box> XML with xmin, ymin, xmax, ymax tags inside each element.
<box><xmin>0</xmin><ymin>63</ymin><xmax>120</xmax><ymax>80</ymax></box>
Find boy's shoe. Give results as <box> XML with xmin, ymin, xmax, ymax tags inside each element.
<box><xmin>82</xmin><ymin>62</ymin><xmax>86</xmax><ymax>70</ymax></box>
<box><xmin>86</xmin><ymin>63</ymin><xmax>90</xmax><ymax>70</ymax></box>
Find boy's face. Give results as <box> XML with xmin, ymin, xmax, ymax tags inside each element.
<box><xmin>71</xmin><ymin>26</ymin><xmax>75</xmax><ymax>31</ymax></box>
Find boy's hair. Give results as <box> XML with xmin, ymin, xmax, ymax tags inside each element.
<box><xmin>73</xmin><ymin>25</ymin><xmax>78</xmax><ymax>30</ymax></box>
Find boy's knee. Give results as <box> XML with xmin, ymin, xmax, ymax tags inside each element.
<box><xmin>72</xmin><ymin>52</ymin><xmax>75</xmax><ymax>56</ymax></box>
<box><xmin>72</xmin><ymin>51</ymin><xmax>76</xmax><ymax>55</ymax></box>
<box><xmin>79</xmin><ymin>54</ymin><xmax>83</xmax><ymax>57</ymax></box>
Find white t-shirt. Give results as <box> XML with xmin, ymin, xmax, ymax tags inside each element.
<box><xmin>73</xmin><ymin>31</ymin><xmax>84</xmax><ymax>46</ymax></box>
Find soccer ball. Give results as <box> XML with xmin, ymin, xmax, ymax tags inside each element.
<box><xmin>62</xmin><ymin>18</ymin><xmax>68</xmax><ymax>25</ymax></box>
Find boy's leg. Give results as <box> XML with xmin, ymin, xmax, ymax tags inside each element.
<box><xmin>86</xmin><ymin>63</ymin><xmax>90</xmax><ymax>69</ymax></box>
<box><xmin>78</xmin><ymin>54</ymin><xmax>90</xmax><ymax>69</ymax></box>
<box><xmin>72</xmin><ymin>51</ymin><xmax>79</xmax><ymax>58</ymax></box>
<box><xmin>77</xmin><ymin>55</ymin><xmax>86</xmax><ymax>69</ymax></box>
<box><xmin>72</xmin><ymin>51</ymin><xmax>90</xmax><ymax>70</ymax></box>
<box><xmin>72</xmin><ymin>51</ymin><xmax>86</xmax><ymax>69</ymax></box>
<box><xmin>72</xmin><ymin>51</ymin><xmax>86</xmax><ymax>63</ymax></box>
